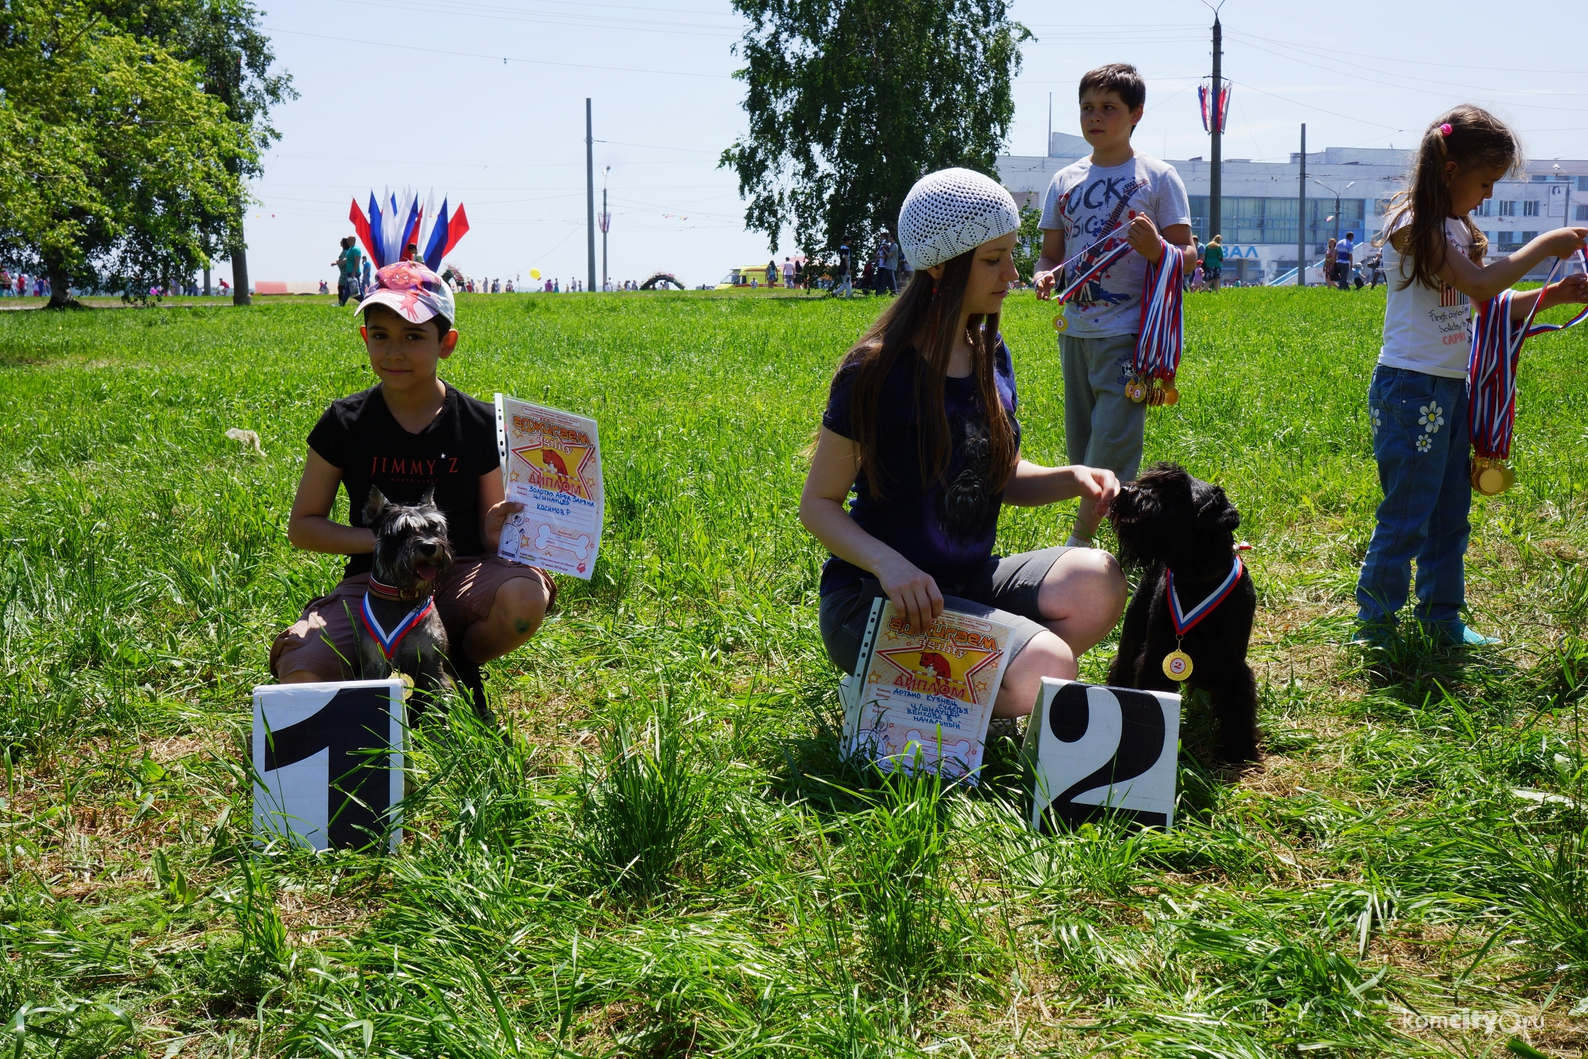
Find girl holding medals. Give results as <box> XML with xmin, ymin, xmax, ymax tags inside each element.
<box><xmin>1356</xmin><ymin>106</ymin><xmax>1588</xmax><ymax>647</ymax></box>
<box><xmin>800</xmin><ymin>169</ymin><xmax>1129</xmax><ymax>717</ymax></box>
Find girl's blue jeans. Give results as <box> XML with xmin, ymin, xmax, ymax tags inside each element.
<box><xmin>1355</xmin><ymin>365</ymin><xmax>1473</xmax><ymax>636</ymax></box>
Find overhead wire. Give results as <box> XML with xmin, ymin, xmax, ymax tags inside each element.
<box><xmin>262</xmin><ymin>25</ymin><xmax>733</xmax><ymax>79</ymax></box>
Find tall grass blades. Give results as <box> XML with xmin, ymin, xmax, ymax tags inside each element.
<box><xmin>2</xmin><ymin>290</ymin><xmax>1587</xmax><ymax>1054</ymax></box>
<box><xmin>578</xmin><ymin>696</ymin><xmax>708</xmax><ymax>900</ymax></box>
<box><xmin>838</xmin><ymin>765</ymin><xmax>970</xmax><ymax>992</ymax></box>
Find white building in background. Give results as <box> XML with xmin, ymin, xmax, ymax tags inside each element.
<box><xmin>1000</xmin><ymin>133</ymin><xmax>1588</xmax><ymax>285</ymax></box>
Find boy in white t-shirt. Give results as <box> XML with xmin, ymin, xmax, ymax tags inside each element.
<box><xmin>1033</xmin><ymin>64</ymin><xmax>1195</xmax><ymax>544</ymax></box>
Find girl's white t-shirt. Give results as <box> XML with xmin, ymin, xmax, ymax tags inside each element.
<box><xmin>1378</xmin><ymin>215</ymin><xmax>1476</xmax><ymax>378</ymax></box>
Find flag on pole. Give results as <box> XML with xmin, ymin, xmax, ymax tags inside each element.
<box><xmin>1198</xmin><ymin>84</ymin><xmax>1231</xmax><ymax>133</ymax></box>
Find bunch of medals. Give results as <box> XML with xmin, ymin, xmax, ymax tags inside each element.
<box><xmin>1468</xmin><ymin>251</ymin><xmax>1588</xmax><ymax>496</ymax></box>
<box><xmin>1127</xmin><ymin>241</ymin><xmax>1189</xmax><ymax>407</ymax></box>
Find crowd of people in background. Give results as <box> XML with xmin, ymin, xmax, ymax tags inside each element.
<box><xmin>0</xmin><ymin>270</ymin><xmax>51</xmax><ymax>298</ymax></box>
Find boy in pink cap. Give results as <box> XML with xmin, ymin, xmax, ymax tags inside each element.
<box><xmin>270</xmin><ymin>261</ymin><xmax>557</xmax><ymax>714</ymax></box>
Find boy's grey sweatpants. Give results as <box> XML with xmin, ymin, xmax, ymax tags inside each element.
<box><xmin>1061</xmin><ymin>332</ymin><xmax>1147</xmax><ymax>482</ymax></box>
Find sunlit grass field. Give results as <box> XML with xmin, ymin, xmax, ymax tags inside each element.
<box><xmin>1</xmin><ymin>286</ymin><xmax>1586</xmax><ymax>1057</ymax></box>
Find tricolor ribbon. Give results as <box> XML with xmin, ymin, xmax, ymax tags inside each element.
<box><xmin>1133</xmin><ymin>240</ymin><xmax>1187</xmax><ymax>382</ymax></box>
<box><xmin>1468</xmin><ymin>252</ymin><xmax>1587</xmax><ymax>461</ymax></box>
<box><xmin>1052</xmin><ymin>226</ymin><xmax>1134</xmax><ymax>305</ymax></box>
<box><xmin>359</xmin><ymin>592</ymin><xmax>436</xmax><ymax>660</ymax></box>
<box><xmin>1521</xmin><ymin>250</ymin><xmax>1588</xmax><ymax>339</ymax></box>
<box><xmin>1167</xmin><ymin>556</ymin><xmax>1245</xmax><ymax>637</ymax></box>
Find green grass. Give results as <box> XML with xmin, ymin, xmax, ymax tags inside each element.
<box><xmin>1</xmin><ymin>286</ymin><xmax>1586</xmax><ymax>1057</ymax></box>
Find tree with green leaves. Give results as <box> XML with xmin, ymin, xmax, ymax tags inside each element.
<box><xmin>113</xmin><ymin>0</ymin><xmax>295</xmax><ymax>304</ymax></box>
<box><xmin>721</xmin><ymin>0</ymin><xmax>1027</xmax><ymax>262</ymax></box>
<box><xmin>0</xmin><ymin>1</ymin><xmax>286</xmax><ymax>308</ymax></box>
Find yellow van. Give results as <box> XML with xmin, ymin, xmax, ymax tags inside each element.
<box><xmin>714</xmin><ymin>263</ymin><xmax>780</xmax><ymax>290</ymax></box>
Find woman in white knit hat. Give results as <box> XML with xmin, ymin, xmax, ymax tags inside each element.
<box><xmin>799</xmin><ymin>168</ymin><xmax>1129</xmax><ymax>717</ymax></box>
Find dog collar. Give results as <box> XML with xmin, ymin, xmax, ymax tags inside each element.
<box><xmin>368</xmin><ymin>575</ymin><xmax>423</xmax><ymax>601</ymax></box>
<box><xmin>359</xmin><ymin>592</ymin><xmax>435</xmax><ymax>660</ymax></box>
<box><xmin>1166</xmin><ymin>556</ymin><xmax>1244</xmax><ymax>637</ymax></box>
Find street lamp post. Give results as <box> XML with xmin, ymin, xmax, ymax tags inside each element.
<box><xmin>1313</xmin><ymin>178</ymin><xmax>1354</xmax><ymax>286</ymax></box>
<box><xmin>599</xmin><ymin>166</ymin><xmax>611</xmax><ymax>292</ymax></box>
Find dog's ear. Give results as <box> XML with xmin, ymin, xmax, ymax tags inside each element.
<box><xmin>364</xmin><ymin>485</ymin><xmax>389</xmax><ymax>527</ymax></box>
<box><xmin>1197</xmin><ymin>484</ymin><xmax>1241</xmax><ymax>532</ymax></box>
<box><xmin>419</xmin><ymin>485</ymin><xmax>436</xmax><ymax>507</ymax></box>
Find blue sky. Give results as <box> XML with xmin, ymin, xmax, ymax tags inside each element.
<box><xmin>233</xmin><ymin>0</ymin><xmax>1588</xmax><ymax>288</ymax></box>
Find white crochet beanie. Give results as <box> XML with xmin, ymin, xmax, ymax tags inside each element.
<box><xmin>898</xmin><ymin>167</ymin><xmax>1020</xmax><ymax>271</ymax></box>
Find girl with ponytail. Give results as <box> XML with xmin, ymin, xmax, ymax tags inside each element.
<box><xmin>1355</xmin><ymin>106</ymin><xmax>1588</xmax><ymax>647</ymax></box>
<box><xmin>799</xmin><ymin>169</ymin><xmax>1128</xmax><ymax>717</ymax></box>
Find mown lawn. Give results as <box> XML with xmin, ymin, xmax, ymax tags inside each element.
<box><xmin>1</xmin><ymin>286</ymin><xmax>1586</xmax><ymax>1057</ymax></box>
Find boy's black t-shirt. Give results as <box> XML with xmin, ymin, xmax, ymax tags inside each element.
<box><xmin>308</xmin><ymin>383</ymin><xmax>500</xmax><ymax>579</ymax></box>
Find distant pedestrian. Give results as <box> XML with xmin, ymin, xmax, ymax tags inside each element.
<box><xmin>1335</xmin><ymin>230</ymin><xmax>1356</xmax><ymax>290</ymax></box>
<box><xmin>1204</xmin><ymin>235</ymin><xmax>1224</xmax><ymax>291</ymax></box>
<box><xmin>879</xmin><ymin>232</ymin><xmax>900</xmax><ymax>294</ymax></box>
<box><xmin>783</xmin><ymin>257</ymin><xmax>794</xmax><ymax>286</ymax></box>
<box><xmin>1323</xmin><ymin>237</ymin><xmax>1337</xmax><ymax>288</ymax></box>
<box><xmin>361</xmin><ymin>257</ymin><xmax>372</xmax><ymax>293</ymax></box>
<box><xmin>332</xmin><ymin>236</ymin><xmax>362</xmax><ymax>306</ymax></box>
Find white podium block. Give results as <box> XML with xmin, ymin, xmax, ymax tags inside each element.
<box><xmin>252</xmin><ymin>679</ymin><xmax>406</xmax><ymax>852</ymax></box>
<box><xmin>1023</xmin><ymin>678</ymin><xmax>1180</xmax><ymax>831</ymax></box>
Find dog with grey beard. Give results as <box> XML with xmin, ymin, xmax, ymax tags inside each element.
<box><xmin>355</xmin><ymin>486</ymin><xmax>456</xmax><ymax>721</ymax></box>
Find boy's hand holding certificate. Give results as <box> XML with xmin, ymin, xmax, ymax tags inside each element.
<box><xmin>494</xmin><ymin>394</ymin><xmax>604</xmax><ymax>579</ymax></box>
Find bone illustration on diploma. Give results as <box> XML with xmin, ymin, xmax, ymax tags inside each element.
<box><xmin>494</xmin><ymin>394</ymin><xmax>605</xmax><ymax>579</ymax></box>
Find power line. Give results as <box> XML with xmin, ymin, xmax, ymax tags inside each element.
<box><xmin>1225</xmin><ymin>33</ymin><xmax>1588</xmax><ymax>112</ymax></box>
<box><xmin>262</xmin><ymin>25</ymin><xmax>733</xmax><ymax>79</ymax></box>
<box><xmin>1220</xmin><ymin>77</ymin><xmax>1407</xmax><ymax>133</ymax></box>
<box><xmin>1229</xmin><ymin>28</ymin><xmax>1588</xmax><ymax>79</ymax></box>
<box><xmin>321</xmin><ymin>0</ymin><xmax>738</xmax><ymax>38</ymax></box>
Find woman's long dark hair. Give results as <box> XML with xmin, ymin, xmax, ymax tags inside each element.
<box><xmin>838</xmin><ymin>249</ymin><xmax>1018</xmax><ymax>499</ymax></box>
<box><xmin>1382</xmin><ymin>104</ymin><xmax>1522</xmax><ymax>291</ymax></box>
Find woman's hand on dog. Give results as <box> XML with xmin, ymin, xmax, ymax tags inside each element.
<box><xmin>876</xmin><ymin>556</ymin><xmax>944</xmax><ymax>635</ymax></box>
<box><xmin>1070</xmin><ymin>466</ymin><xmax>1120</xmax><ymax>536</ymax></box>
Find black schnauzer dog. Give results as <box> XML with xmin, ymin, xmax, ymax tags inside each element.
<box><xmin>357</xmin><ymin>486</ymin><xmax>460</xmax><ymax>722</ymax></box>
<box><xmin>1107</xmin><ymin>462</ymin><xmax>1260</xmax><ymax>762</ymax></box>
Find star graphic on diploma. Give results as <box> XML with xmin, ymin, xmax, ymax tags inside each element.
<box><xmin>876</xmin><ymin>646</ymin><xmax>1002</xmax><ymax>705</ymax></box>
<box><xmin>511</xmin><ymin>443</ymin><xmax>595</xmax><ymax>499</ymax></box>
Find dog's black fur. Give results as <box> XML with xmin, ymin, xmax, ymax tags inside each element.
<box><xmin>358</xmin><ymin>486</ymin><xmax>456</xmax><ymax>720</ymax></box>
<box><xmin>1107</xmin><ymin>462</ymin><xmax>1260</xmax><ymax>762</ymax></box>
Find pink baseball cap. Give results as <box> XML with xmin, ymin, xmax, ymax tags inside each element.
<box><xmin>355</xmin><ymin>261</ymin><xmax>456</xmax><ymax>326</ymax></box>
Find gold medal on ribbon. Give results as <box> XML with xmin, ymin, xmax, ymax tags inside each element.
<box><xmin>1162</xmin><ymin>650</ymin><xmax>1193</xmax><ymax>681</ymax></box>
<box><xmin>1162</xmin><ymin>383</ymin><xmax>1180</xmax><ymax>406</ymax></box>
<box><xmin>1471</xmin><ymin>456</ymin><xmax>1513</xmax><ymax>496</ymax></box>
<box><xmin>1052</xmin><ymin>312</ymin><xmax>1068</xmax><ymax>333</ymax></box>
<box><xmin>1126</xmin><ymin>377</ymin><xmax>1148</xmax><ymax>403</ymax></box>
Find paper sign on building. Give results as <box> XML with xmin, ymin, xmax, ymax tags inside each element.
<box><xmin>1548</xmin><ymin>184</ymin><xmax>1566</xmax><ymax>218</ymax></box>
<box><xmin>494</xmin><ymin>394</ymin><xmax>604</xmax><ymax>579</ymax></box>
<box><xmin>839</xmin><ymin>599</ymin><xmax>1014</xmax><ymax>782</ymax></box>
<box><xmin>1023</xmin><ymin>677</ymin><xmax>1180</xmax><ymax>832</ymax></box>
<box><xmin>253</xmin><ymin>679</ymin><xmax>406</xmax><ymax>852</ymax></box>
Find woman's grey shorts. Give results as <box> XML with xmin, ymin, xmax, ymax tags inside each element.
<box><xmin>818</xmin><ymin>546</ymin><xmax>1073</xmax><ymax>675</ymax></box>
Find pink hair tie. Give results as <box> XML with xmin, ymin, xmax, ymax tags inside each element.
<box><xmin>1439</xmin><ymin>123</ymin><xmax>1453</xmax><ymax>137</ymax></box>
